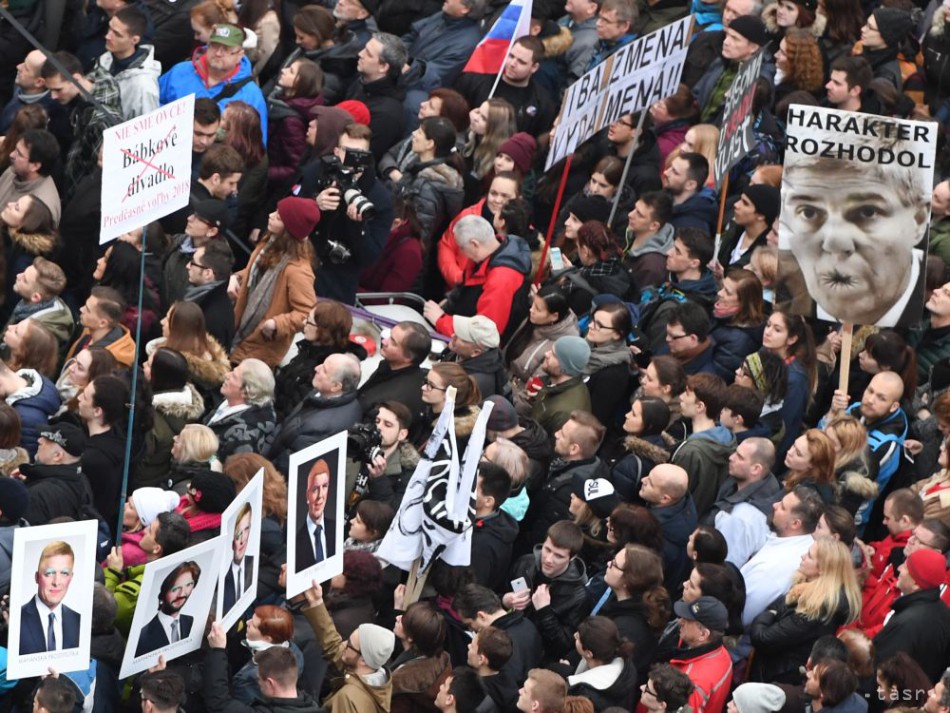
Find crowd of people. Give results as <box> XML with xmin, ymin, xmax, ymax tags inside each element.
<box><xmin>1</xmin><ymin>0</ymin><xmax>950</xmax><ymax>710</ymax></box>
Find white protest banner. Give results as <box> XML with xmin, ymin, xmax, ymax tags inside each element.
<box><xmin>100</xmin><ymin>94</ymin><xmax>195</xmax><ymax>243</ymax></box>
<box><xmin>714</xmin><ymin>50</ymin><xmax>764</xmax><ymax>189</ymax></box>
<box><xmin>546</xmin><ymin>15</ymin><xmax>692</xmax><ymax>170</ymax></box>
<box><xmin>777</xmin><ymin>105</ymin><xmax>937</xmax><ymax>328</ymax></box>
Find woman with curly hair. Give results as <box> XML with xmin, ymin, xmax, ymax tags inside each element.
<box><xmin>326</xmin><ymin>549</ymin><xmax>383</xmax><ymax>638</ymax></box>
<box><xmin>775</xmin><ymin>29</ymin><xmax>826</xmax><ymax>102</ymax></box>
<box><xmin>550</xmin><ymin>221</ymin><xmax>630</xmax><ymax>317</ymax></box>
<box><xmin>229</xmin><ymin>197</ymin><xmax>318</xmax><ymax>367</ymax></box>
<box><xmin>750</xmin><ymin>537</ymin><xmax>861</xmax><ymax>683</ymax></box>
<box><xmin>784</xmin><ymin>428</ymin><xmax>838</xmax><ymax>503</ymax></box>
<box><xmin>598</xmin><ymin>544</ymin><xmax>671</xmax><ymax>683</ymax></box>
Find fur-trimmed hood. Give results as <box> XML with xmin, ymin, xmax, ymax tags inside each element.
<box><xmin>840</xmin><ymin>470</ymin><xmax>879</xmax><ymax>499</ymax></box>
<box><xmin>10</xmin><ymin>229</ymin><xmax>56</xmax><ymax>257</ymax></box>
<box><xmin>153</xmin><ymin>383</ymin><xmax>206</xmax><ymax>421</ymax></box>
<box><xmin>931</xmin><ymin>4</ymin><xmax>948</xmax><ymax>37</ymax></box>
<box><xmin>397</xmin><ymin>441</ymin><xmax>421</xmax><ymax>469</ymax></box>
<box><xmin>624</xmin><ymin>434</ymin><xmax>671</xmax><ymax>464</ymax></box>
<box><xmin>453</xmin><ymin>405</ymin><xmax>481</xmax><ymax>438</ymax></box>
<box><xmin>762</xmin><ymin>4</ymin><xmax>827</xmax><ymax>38</ymax></box>
<box><xmin>418</xmin><ymin>160</ymin><xmax>464</xmax><ymax>191</ymax></box>
<box><xmin>542</xmin><ymin>24</ymin><xmax>574</xmax><ymax>58</ymax></box>
<box><xmin>184</xmin><ymin>339</ymin><xmax>230</xmax><ymax>388</ymax></box>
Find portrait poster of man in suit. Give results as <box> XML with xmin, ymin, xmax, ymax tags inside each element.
<box><xmin>120</xmin><ymin>537</ymin><xmax>222</xmax><ymax>679</ymax></box>
<box><xmin>9</xmin><ymin>520</ymin><xmax>97</xmax><ymax>680</ymax></box>
<box><xmin>286</xmin><ymin>431</ymin><xmax>347</xmax><ymax>598</ymax></box>
<box><xmin>135</xmin><ymin>561</ymin><xmax>201</xmax><ymax>658</ymax></box>
<box><xmin>217</xmin><ymin>469</ymin><xmax>263</xmax><ymax>629</ymax></box>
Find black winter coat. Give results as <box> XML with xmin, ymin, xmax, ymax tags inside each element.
<box><xmin>491</xmin><ymin>610</ymin><xmax>543</xmax><ymax>684</ymax></box>
<box><xmin>22</xmin><ymin>462</ymin><xmax>91</xmax><ymax>526</ymax></box>
<box><xmin>522</xmin><ymin>457</ymin><xmax>610</xmax><ymax>548</ymax></box>
<box><xmin>750</xmin><ymin>590</ymin><xmax>856</xmax><ymax>684</ymax></box>
<box><xmin>274</xmin><ymin>340</ymin><xmax>368</xmax><ymax>419</ymax></box>
<box><xmin>510</xmin><ymin>548</ymin><xmax>590</xmax><ymax>661</ymax></box>
<box><xmin>873</xmin><ymin>588</ymin><xmax>950</xmax><ymax>681</ymax></box>
<box><xmin>568</xmin><ymin>656</ymin><xmax>640</xmax><ymax>712</ymax></box>
<box><xmin>203</xmin><ymin>648</ymin><xmax>324</xmax><ymax>713</ymax></box>
<box><xmin>600</xmin><ymin>596</ymin><xmax>665</xmax><ymax>685</ymax></box>
<box><xmin>266</xmin><ymin>390</ymin><xmax>363</xmax><ymax>475</ymax></box>
<box><xmin>472</xmin><ymin>510</ymin><xmax>520</xmax><ymax>594</ymax></box>
<box><xmin>358</xmin><ymin>363</ymin><xmax>429</xmax><ymax>433</ymax></box>
<box><xmin>187</xmin><ymin>281</ymin><xmax>235</xmax><ymax>352</ymax></box>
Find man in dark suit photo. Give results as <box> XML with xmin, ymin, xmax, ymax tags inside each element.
<box><xmin>135</xmin><ymin>561</ymin><xmax>201</xmax><ymax>658</ymax></box>
<box><xmin>222</xmin><ymin>502</ymin><xmax>254</xmax><ymax>613</ymax></box>
<box><xmin>20</xmin><ymin>541</ymin><xmax>82</xmax><ymax>654</ymax></box>
<box><xmin>295</xmin><ymin>458</ymin><xmax>336</xmax><ymax>571</ymax></box>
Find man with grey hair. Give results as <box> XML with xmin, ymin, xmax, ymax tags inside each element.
<box><xmin>423</xmin><ymin>214</ymin><xmax>532</xmax><ymax>340</ymax></box>
<box><xmin>205</xmin><ymin>358</ymin><xmax>277</xmax><ymax>459</ymax></box>
<box><xmin>349</xmin><ymin>33</ymin><xmax>407</xmax><ymax>159</ymax></box>
<box><xmin>924</xmin><ymin>668</ymin><xmax>950</xmax><ymax>713</ymax></box>
<box><xmin>681</xmin><ymin>0</ymin><xmax>763</xmax><ymax>87</ymax></box>
<box><xmin>266</xmin><ymin>353</ymin><xmax>364</xmax><ymax>475</ymax></box>
<box><xmin>402</xmin><ymin>0</ymin><xmax>485</xmax><ymax>86</ymax></box>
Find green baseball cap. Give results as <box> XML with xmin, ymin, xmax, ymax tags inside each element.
<box><xmin>209</xmin><ymin>23</ymin><xmax>245</xmax><ymax>47</ymax></box>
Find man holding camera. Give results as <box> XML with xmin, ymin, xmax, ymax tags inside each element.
<box><xmin>348</xmin><ymin>401</ymin><xmax>418</xmax><ymax>510</ymax></box>
<box><xmin>298</xmin><ymin>123</ymin><xmax>393</xmax><ymax>305</ymax></box>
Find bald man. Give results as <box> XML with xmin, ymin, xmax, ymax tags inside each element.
<box><xmin>640</xmin><ymin>464</ymin><xmax>697</xmax><ymax>593</ymax></box>
<box><xmin>827</xmin><ymin>371</ymin><xmax>908</xmax><ymax>534</ymax></box>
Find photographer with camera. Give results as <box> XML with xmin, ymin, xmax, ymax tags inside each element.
<box><xmin>346</xmin><ymin>400</ymin><xmax>419</xmax><ymax>511</ymax></box>
<box><xmin>298</xmin><ymin>123</ymin><xmax>394</xmax><ymax>305</ymax></box>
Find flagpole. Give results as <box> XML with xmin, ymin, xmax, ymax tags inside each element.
<box><xmin>487</xmin><ymin>43</ymin><xmax>512</xmax><ymax>99</ymax></box>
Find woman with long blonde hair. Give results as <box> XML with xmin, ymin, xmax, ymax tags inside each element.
<box><xmin>750</xmin><ymin>537</ymin><xmax>861</xmax><ymax>683</ymax></box>
<box><xmin>464</xmin><ymin>98</ymin><xmax>517</xmax><ymax>182</ymax></box>
<box><xmin>825</xmin><ymin>415</ymin><xmax>878</xmax><ymax>519</ymax></box>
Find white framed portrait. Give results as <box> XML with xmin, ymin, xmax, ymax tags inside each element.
<box><xmin>286</xmin><ymin>431</ymin><xmax>347</xmax><ymax>598</ymax></box>
<box><xmin>216</xmin><ymin>468</ymin><xmax>264</xmax><ymax>629</ymax></box>
<box><xmin>8</xmin><ymin>520</ymin><xmax>98</xmax><ymax>679</ymax></box>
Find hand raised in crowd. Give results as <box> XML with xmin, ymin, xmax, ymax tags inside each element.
<box><xmin>106</xmin><ymin>546</ymin><xmax>124</xmax><ymax>571</ymax></box>
<box><xmin>394</xmin><ymin>583</ymin><xmax>406</xmax><ymax>611</ymax></box>
<box><xmin>227</xmin><ymin>274</ymin><xmax>242</xmax><ymax>300</ymax></box>
<box><xmin>207</xmin><ymin>621</ymin><xmax>227</xmax><ymax>649</ymax></box>
<box><xmin>303</xmin><ymin>579</ymin><xmax>325</xmax><ymax>608</ymax></box>
<box><xmin>423</xmin><ymin>300</ymin><xmax>445</xmax><ymax>325</ymax></box>
<box><xmin>531</xmin><ymin>584</ymin><xmax>552</xmax><ymax>610</ymax></box>
<box><xmin>502</xmin><ymin>588</ymin><xmax>531</xmax><ymax>611</ymax></box>
<box><xmin>830</xmin><ymin>389</ymin><xmax>850</xmax><ymax>414</ymax></box>
<box><xmin>147</xmin><ymin>655</ymin><xmax>166</xmax><ymax>673</ymax></box>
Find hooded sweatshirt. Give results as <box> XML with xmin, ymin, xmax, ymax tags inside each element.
<box><xmin>624</xmin><ymin>223</ymin><xmax>675</xmax><ymax>290</ymax></box>
<box><xmin>671</xmin><ymin>425</ymin><xmax>737</xmax><ymax>517</ymax></box>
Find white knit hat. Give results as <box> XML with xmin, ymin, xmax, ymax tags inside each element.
<box><xmin>131</xmin><ymin>487</ymin><xmax>180</xmax><ymax>527</ymax></box>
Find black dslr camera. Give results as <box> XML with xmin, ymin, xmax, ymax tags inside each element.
<box><xmin>317</xmin><ymin>149</ymin><xmax>377</xmax><ymax>264</ymax></box>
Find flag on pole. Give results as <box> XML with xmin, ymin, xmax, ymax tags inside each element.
<box><xmin>462</xmin><ymin>0</ymin><xmax>533</xmax><ymax>74</ymax></box>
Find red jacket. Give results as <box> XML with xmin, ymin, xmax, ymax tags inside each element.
<box><xmin>854</xmin><ymin>565</ymin><xmax>900</xmax><ymax>639</ymax></box>
<box><xmin>437</xmin><ymin>200</ymin><xmax>482</xmax><ymax>287</ymax></box>
<box><xmin>669</xmin><ymin>643</ymin><xmax>733</xmax><ymax>713</ymax></box>
<box><xmin>434</xmin><ymin>235</ymin><xmax>532</xmax><ymax>338</ymax></box>
<box><xmin>869</xmin><ymin>530</ymin><xmax>911</xmax><ymax>579</ymax></box>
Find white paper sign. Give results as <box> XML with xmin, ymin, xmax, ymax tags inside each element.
<box><xmin>99</xmin><ymin>94</ymin><xmax>195</xmax><ymax>243</ymax></box>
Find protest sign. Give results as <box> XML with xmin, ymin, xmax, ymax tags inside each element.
<box><xmin>100</xmin><ymin>95</ymin><xmax>195</xmax><ymax>243</ymax></box>
<box><xmin>286</xmin><ymin>431</ymin><xmax>347</xmax><ymax>598</ymax></box>
<box><xmin>121</xmin><ymin>537</ymin><xmax>223</xmax><ymax>679</ymax></box>
<box><xmin>714</xmin><ymin>50</ymin><xmax>764</xmax><ymax>189</ymax></box>
<box><xmin>8</xmin><ymin>521</ymin><xmax>98</xmax><ymax>680</ymax></box>
<box><xmin>776</xmin><ymin>105</ymin><xmax>937</xmax><ymax>328</ymax></box>
<box><xmin>217</xmin><ymin>468</ymin><xmax>264</xmax><ymax>630</ymax></box>
<box><xmin>546</xmin><ymin>16</ymin><xmax>692</xmax><ymax>170</ymax></box>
